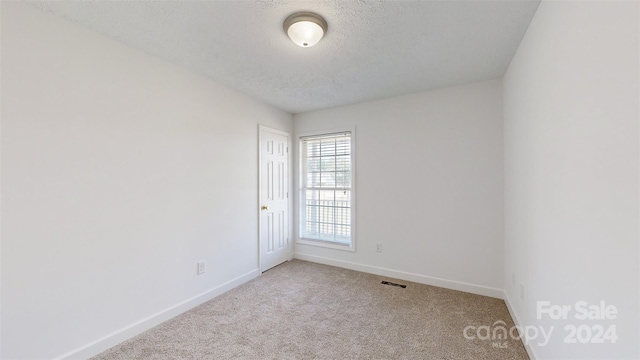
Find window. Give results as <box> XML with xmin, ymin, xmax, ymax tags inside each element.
<box><xmin>299</xmin><ymin>130</ymin><xmax>355</xmax><ymax>250</ymax></box>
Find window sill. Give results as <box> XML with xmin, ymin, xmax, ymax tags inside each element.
<box><xmin>297</xmin><ymin>238</ymin><xmax>356</xmax><ymax>252</ymax></box>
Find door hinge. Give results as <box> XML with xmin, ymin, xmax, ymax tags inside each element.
<box><xmin>287</xmin><ymin>192</ymin><xmax>289</xmax><ymax>198</ymax></box>
<box><xmin>286</xmin><ymin>147</ymin><xmax>289</xmax><ymax>153</ymax></box>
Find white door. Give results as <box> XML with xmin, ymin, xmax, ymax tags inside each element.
<box><xmin>259</xmin><ymin>126</ymin><xmax>290</xmax><ymax>272</ymax></box>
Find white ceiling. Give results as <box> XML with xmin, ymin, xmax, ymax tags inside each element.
<box><xmin>30</xmin><ymin>0</ymin><xmax>540</xmax><ymax>114</ymax></box>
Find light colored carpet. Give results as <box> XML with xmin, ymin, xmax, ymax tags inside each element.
<box><xmin>92</xmin><ymin>260</ymin><xmax>528</xmax><ymax>359</ymax></box>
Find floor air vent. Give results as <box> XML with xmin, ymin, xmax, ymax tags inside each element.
<box><xmin>381</xmin><ymin>281</ymin><xmax>406</xmax><ymax>288</ymax></box>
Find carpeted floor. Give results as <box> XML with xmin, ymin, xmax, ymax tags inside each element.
<box><xmin>92</xmin><ymin>260</ymin><xmax>529</xmax><ymax>359</ymax></box>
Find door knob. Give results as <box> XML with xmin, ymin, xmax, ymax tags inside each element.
<box><xmin>261</xmin><ymin>205</ymin><xmax>269</xmax><ymax>210</ymax></box>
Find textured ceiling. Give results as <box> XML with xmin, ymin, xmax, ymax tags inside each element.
<box><xmin>29</xmin><ymin>0</ymin><xmax>540</xmax><ymax>114</ymax></box>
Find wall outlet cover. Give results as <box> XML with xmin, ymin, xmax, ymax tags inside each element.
<box><xmin>197</xmin><ymin>261</ymin><xmax>206</xmax><ymax>275</ymax></box>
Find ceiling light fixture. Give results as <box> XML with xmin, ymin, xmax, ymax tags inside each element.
<box><xmin>283</xmin><ymin>12</ymin><xmax>327</xmax><ymax>48</ymax></box>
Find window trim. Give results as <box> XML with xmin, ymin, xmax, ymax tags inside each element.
<box><xmin>296</xmin><ymin>127</ymin><xmax>356</xmax><ymax>252</ymax></box>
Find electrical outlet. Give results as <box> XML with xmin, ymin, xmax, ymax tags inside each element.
<box><xmin>197</xmin><ymin>261</ymin><xmax>206</xmax><ymax>275</ymax></box>
<box><xmin>375</xmin><ymin>243</ymin><xmax>382</xmax><ymax>253</ymax></box>
<box><xmin>512</xmin><ymin>272</ymin><xmax>516</xmax><ymax>286</ymax></box>
<box><xmin>520</xmin><ymin>283</ymin><xmax>524</xmax><ymax>301</ymax></box>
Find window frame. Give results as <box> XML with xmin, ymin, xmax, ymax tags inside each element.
<box><xmin>296</xmin><ymin>127</ymin><xmax>356</xmax><ymax>252</ymax></box>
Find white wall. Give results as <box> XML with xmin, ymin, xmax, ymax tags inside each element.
<box><xmin>293</xmin><ymin>79</ymin><xmax>504</xmax><ymax>297</ymax></box>
<box><xmin>0</xmin><ymin>3</ymin><xmax>292</xmax><ymax>359</ymax></box>
<box><xmin>503</xmin><ymin>1</ymin><xmax>639</xmax><ymax>359</ymax></box>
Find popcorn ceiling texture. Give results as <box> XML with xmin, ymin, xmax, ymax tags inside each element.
<box><xmin>91</xmin><ymin>260</ymin><xmax>529</xmax><ymax>359</ymax></box>
<box><xmin>30</xmin><ymin>1</ymin><xmax>540</xmax><ymax>113</ymax></box>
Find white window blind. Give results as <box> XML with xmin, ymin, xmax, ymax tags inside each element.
<box><xmin>300</xmin><ymin>132</ymin><xmax>353</xmax><ymax>246</ymax></box>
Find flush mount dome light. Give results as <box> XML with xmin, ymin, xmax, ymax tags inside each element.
<box><xmin>283</xmin><ymin>12</ymin><xmax>327</xmax><ymax>47</ymax></box>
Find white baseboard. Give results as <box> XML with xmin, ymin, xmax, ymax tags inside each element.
<box><xmin>293</xmin><ymin>253</ymin><xmax>503</xmax><ymax>299</ymax></box>
<box><xmin>503</xmin><ymin>290</ymin><xmax>538</xmax><ymax>360</ymax></box>
<box><xmin>54</xmin><ymin>268</ymin><xmax>260</xmax><ymax>360</ymax></box>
